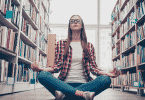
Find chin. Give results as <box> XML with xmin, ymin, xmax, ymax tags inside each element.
<box><xmin>72</xmin><ymin>28</ymin><xmax>81</xmax><ymax>31</ymax></box>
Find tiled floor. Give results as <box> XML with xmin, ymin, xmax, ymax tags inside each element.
<box><xmin>0</xmin><ymin>87</ymin><xmax>145</xmax><ymax>100</ymax></box>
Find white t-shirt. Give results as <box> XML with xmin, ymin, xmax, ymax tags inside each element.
<box><xmin>64</xmin><ymin>42</ymin><xmax>87</xmax><ymax>83</ymax></box>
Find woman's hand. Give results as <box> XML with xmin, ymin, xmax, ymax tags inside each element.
<box><xmin>107</xmin><ymin>68</ymin><xmax>120</xmax><ymax>78</ymax></box>
<box><xmin>31</xmin><ymin>62</ymin><xmax>41</xmax><ymax>72</ymax></box>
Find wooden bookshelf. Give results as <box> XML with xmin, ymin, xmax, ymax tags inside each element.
<box><xmin>0</xmin><ymin>0</ymin><xmax>51</xmax><ymax>94</ymax></box>
<box><xmin>111</xmin><ymin>0</ymin><xmax>145</xmax><ymax>96</ymax></box>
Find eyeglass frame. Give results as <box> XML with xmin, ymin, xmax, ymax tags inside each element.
<box><xmin>69</xmin><ymin>19</ymin><xmax>82</xmax><ymax>24</ymax></box>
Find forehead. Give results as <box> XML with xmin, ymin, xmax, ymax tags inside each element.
<box><xmin>71</xmin><ymin>16</ymin><xmax>81</xmax><ymax>20</ymax></box>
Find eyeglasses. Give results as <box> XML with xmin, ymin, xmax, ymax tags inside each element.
<box><xmin>70</xmin><ymin>19</ymin><xmax>82</xmax><ymax>24</ymax></box>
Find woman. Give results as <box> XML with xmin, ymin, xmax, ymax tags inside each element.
<box><xmin>31</xmin><ymin>15</ymin><xmax>120</xmax><ymax>100</ymax></box>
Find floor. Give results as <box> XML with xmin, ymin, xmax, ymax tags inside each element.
<box><xmin>0</xmin><ymin>87</ymin><xmax>145</xmax><ymax>100</ymax></box>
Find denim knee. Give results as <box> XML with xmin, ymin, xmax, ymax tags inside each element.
<box><xmin>101</xmin><ymin>75</ymin><xmax>111</xmax><ymax>86</ymax></box>
<box><xmin>38</xmin><ymin>71</ymin><xmax>52</xmax><ymax>81</ymax></box>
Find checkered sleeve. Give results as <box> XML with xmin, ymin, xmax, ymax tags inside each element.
<box><xmin>89</xmin><ymin>43</ymin><xmax>101</xmax><ymax>76</ymax></box>
<box><xmin>52</xmin><ymin>41</ymin><xmax>63</xmax><ymax>73</ymax></box>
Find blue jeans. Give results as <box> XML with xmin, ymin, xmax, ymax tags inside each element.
<box><xmin>38</xmin><ymin>71</ymin><xmax>111</xmax><ymax>98</ymax></box>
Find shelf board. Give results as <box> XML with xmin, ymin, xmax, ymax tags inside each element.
<box><xmin>121</xmin><ymin>25</ymin><xmax>135</xmax><ymax>40</ymax></box>
<box><xmin>136</xmin><ymin>0</ymin><xmax>144</xmax><ymax>5</ymax></box>
<box><xmin>138</xmin><ymin>62</ymin><xmax>145</xmax><ymax>67</ymax></box>
<box><xmin>112</xmin><ymin>25</ymin><xmax>120</xmax><ymax>37</ymax></box>
<box><xmin>127</xmin><ymin>86</ymin><xmax>145</xmax><ymax>89</ymax></box>
<box><xmin>121</xmin><ymin>45</ymin><xmax>136</xmax><ymax>55</ymax></box>
<box><xmin>121</xmin><ymin>4</ymin><xmax>134</xmax><ymax>24</ymax></box>
<box><xmin>137</xmin><ymin>38</ymin><xmax>145</xmax><ymax>45</ymax></box>
<box><xmin>44</xmin><ymin>37</ymin><xmax>48</xmax><ymax>43</ymax></box>
<box><xmin>116</xmin><ymin>39</ymin><xmax>120</xmax><ymax>44</ymax></box>
<box><xmin>0</xmin><ymin>46</ymin><xmax>16</xmax><ymax>57</ymax></box>
<box><xmin>22</xmin><ymin>8</ymin><xmax>38</xmax><ymax>30</ymax></box>
<box><xmin>0</xmin><ymin>46</ymin><xmax>16</xmax><ymax>63</ymax></box>
<box><xmin>29</xmin><ymin>0</ymin><xmax>39</xmax><ymax>13</ymax></box>
<box><xmin>136</xmin><ymin>14</ymin><xmax>145</xmax><ymax>25</ymax></box>
<box><xmin>41</xmin><ymin>0</ymin><xmax>47</xmax><ymax>13</ymax></box>
<box><xmin>18</xmin><ymin>56</ymin><xmax>32</xmax><ymax>64</ymax></box>
<box><xmin>0</xmin><ymin>13</ymin><xmax>18</xmax><ymax>32</ymax></box>
<box><xmin>20</xmin><ymin>31</ymin><xmax>37</xmax><ymax>48</ymax></box>
<box><xmin>112</xmin><ymin>84</ymin><xmax>121</xmax><ymax>87</ymax></box>
<box><xmin>121</xmin><ymin>66</ymin><xmax>136</xmax><ymax>71</ymax></box>
<box><xmin>120</xmin><ymin>0</ymin><xmax>129</xmax><ymax>11</ymax></box>
<box><xmin>112</xmin><ymin>53</ymin><xmax>120</xmax><ymax>61</ymax></box>
<box><xmin>39</xmin><ymin>30</ymin><xmax>43</xmax><ymax>35</ymax></box>
<box><xmin>39</xmin><ymin>47</ymin><xmax>46</xmax><ymax>56</ymax></box>
<box><xmin>11</xmin><ymin>0</ymin><xmax>20</xmax><ymax>6</ymax></box>
<box><xmin>112</xmin><ymin>0</ymin><xmax>119</xmax><ymax>13</ymax></box>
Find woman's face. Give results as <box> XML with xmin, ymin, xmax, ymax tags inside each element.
<box><xmin>70</xmin><ymin>16</ymin><xmax>82</xmax><ymax>31</ymax></box>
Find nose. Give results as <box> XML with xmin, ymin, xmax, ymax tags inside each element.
<box><xmin>74</xmin><ymin>20</ymin><xmax>77</xmax><ymax>24</ymax></box>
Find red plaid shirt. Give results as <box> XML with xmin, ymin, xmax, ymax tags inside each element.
<box><xmin>52</xmin><ymin>39</ymin><xmax>101</xmax><ymax>82</ymax></box>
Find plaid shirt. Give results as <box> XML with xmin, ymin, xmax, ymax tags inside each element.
<box><xmin>52</xmin><ymin>39</ymin><xmax>101</xmax><ymax>82</ymax></box>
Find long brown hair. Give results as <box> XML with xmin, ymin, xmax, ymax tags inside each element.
<box><xmin>63</xmin><ymin>15</ymin><xmax>92</xmax><ymax>62</ymax></box>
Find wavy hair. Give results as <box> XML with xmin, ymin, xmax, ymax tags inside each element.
<box><xmin>63</xmin><ymin>15</ymin><xmax>92</xmax><ymax>62</ymax></box>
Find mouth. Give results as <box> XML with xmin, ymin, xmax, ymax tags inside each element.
<box><xmin>73</xmin><ymin>25</ymin><xmax>78</xmax><ymax>27</ymax></box>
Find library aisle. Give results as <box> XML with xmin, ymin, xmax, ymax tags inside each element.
<box><xmin>0</xmin><ymin>87</ymin><xmax>145</xmax><ymax>100</ymax></box>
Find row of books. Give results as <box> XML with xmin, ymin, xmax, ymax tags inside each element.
<box><xmin>32</xmin><ymin>0</ymin><xmax>39</xmax><ymax>9</ymax></box>
<box><xmin>137</xmin><ymin>45</ymin><xmax>145</xmax><ymax>65</ymax></box>
<box><xmin>17</xmin><ymin>63</ymin><xmax>29</xmax><ymax>82</ymax></box>
<box><xmin>39</xmin><ymin>34</ymin><xmax>47</xmax><ymax>52</ymax></box>
<box><xmin>112</xmin><ymin>32</ymin><xmax>120</xmax><ymax>47</ymax></box>
<box><xmin>112</xmin><ymin>19</ymin><xmax>121</xmax><ymax>33</ymax></box>
<box><xmin>119</xmin><ymin>0</ymin><xmax>126</xmax><ymax>9</ymax></box>
<box><xmin>39</xmin><ymin>54</ymin><xmax>47</xmax><ymax>68</ymax></box>
<box><xmin>121</xmin><ymin>31</ymin><xmax>136</xmax><ymax>52</ymax></box>
<box><xmin>40</xmin><ymin>2</ymin><xmax>46</xmax><ymax>20</ymax></box>
<box><xmin>111</xmin><ymin>0</ymin><xmax>136</xmax><ymax>22</ymax></box>
<box><xmin>0</xmin><ymin>0</ymin><xmax>13</xmax><ymax>15</ymax></box>
<box><xmin>0</xmin><ymin>59</ymin><xmax>16</xmax><ymax>82</ymax></box>
<box><xmin>23</xmin><ymin>0</ymin><xmax>38</xmax><ymax>25</ymax></box>
<box><xmin>18</xmin><ymin>39</ymin><xmax>37</xmax><ymax>62</ymax></box>
<box><xmin>112</xmin><ymin>44</ymin><xmax>120</xmax><ymax>59</ymax></box>
<box><xmin>113</xmin><ymin>59</ymin><xmax>121</xmax><ymax>68</ymax></box>
<box><xmin>40</xmin><ymin>16</ymin><xmax>49</xmax><ymax>39</ymax></box>
<box><xmin>120</xmin><ymin>12</ymin><xmax>136</xmax><ymax>38</ymax></box>
<box><xmin>137</xmin><ymin>23</ymin><xmax>145</xmax><ymax>42</ymax></box>
<box><xmin>11</xmin><ymin>4</ymin><xmax>21</xmax><ymax>27</ymax></box>
<box><xmin>42</xmin><ymin>0</ymin><xmax>50</xmax><ymax>10</ymax></box>
<box><xmin>21</xmin><ymin>17</ymin><xmax>37</xmax><ymax>44</ymax></box>
<box><xmin>122</xmin><ymin>52</ymin><xmax>136</xmax><ymax>68</ymax></box>
<box><xmin>113</xmin><ymin>71</ymin><xmax>144</xmax><ymax>87</ymax></box>
<box><xmin>40</xmin><ymin>0</ymin><xmax>50</xmax><ymax>22</ymax></box>
<box><xmin>0</xmin><ymin>25</ymin><xmax>18</xmax><ymax>53</ymax></box>
<box><xmin>0</xmin><ymin>55</ymin><xmax>41</xmax><ymax>83</ymax></box>
<box><xmin>112</xmin><ymin>11</ymin><xmax>136</xmax><ymax>35</ymax></box>
<box><xmin>136</xmin><ymin>0</ymin><xmax>145</xmax><ymax>20</ymax></box>
<box><xmin>0</xmin><ymin>0</ymin><xmax>21</xmax><ymax>27</ymax></box>
<box><xmin>113</xmin><ymin>51</ymin><xmax>136</xmax><ymax>69</ymax></box>
<box><xmin>120</xmin><ymin>0</ymin><xmax>137</xmax><ymax>20</ymax></box>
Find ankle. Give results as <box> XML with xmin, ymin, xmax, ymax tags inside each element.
<box><xmin>75</xmin><ymin>90</ymin><xmax>84</xmax><ymax>97</ymax></box>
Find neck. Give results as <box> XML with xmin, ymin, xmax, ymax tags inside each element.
<box><xmin>72</xmin><ymin>30</ymin><xmax>81</xmax><ymax>41</ymax></box>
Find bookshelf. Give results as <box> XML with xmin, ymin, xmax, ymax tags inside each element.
<box><xmin>111</xmin><ymin>0</ymin><xmax>145</xmax><ymax>96</ymax></box>
<box><xmin>0</xmin><ymin>0</ymin><xmax>50</xmax><ymax>94</ymax></box>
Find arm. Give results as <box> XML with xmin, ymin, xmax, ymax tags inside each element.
<box><xmin>89</xmin><ymin>43</ymin><xmax>120</xmax><ymax>78</ymax></box>
<box><xmin>31</xmin><ymin>40</ymin><xmax>63</xmax><ymax>73</ymax></box>
<box><xmin>51</xmin><ymin>40</ymin><xmax>63</xmax><ymax>73</ymax></box>
<box><xmin>89</xmin><ymin>43</ymin><xmax>102</xmax><ymax>76</ymax></box>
